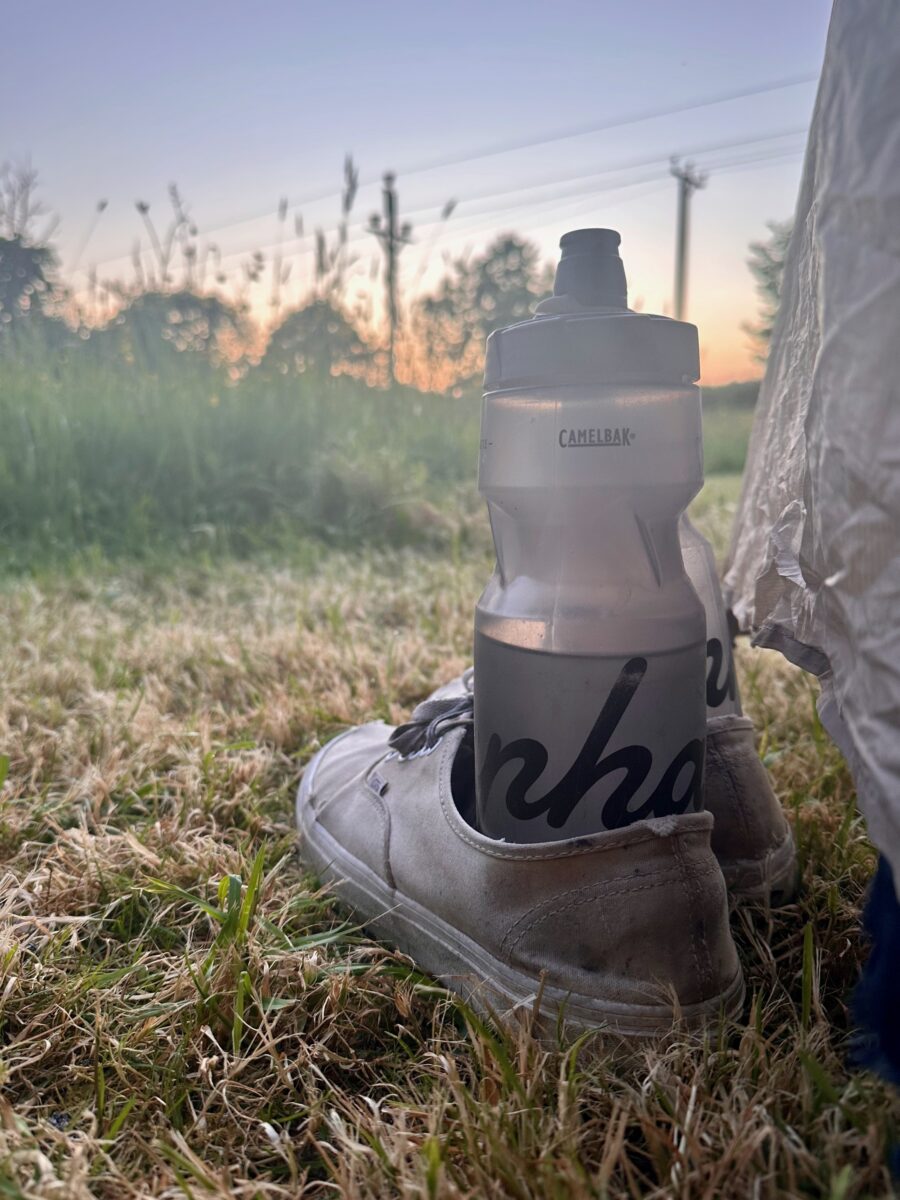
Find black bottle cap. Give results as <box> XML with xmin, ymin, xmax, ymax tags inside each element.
<box><xmin>553</xmin><ymin>228</ymin><xmax>628</xmax><ymax>308</ymax></box>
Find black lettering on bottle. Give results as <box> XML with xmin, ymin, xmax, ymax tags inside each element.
<box><xmin>640</xmin><ymin>738</ymin><xmax>704</xmax><ymax>819</ymax></box>
<box><xmin>480</xmin><ymin>732</ymin><xmax>547</xmax><ymax>818</ymax></box>
<box><xmin>706</xmin><ymin>637</ymin><xmax>737</xmax><ymax>709</ymax></box>
<box><xmin>479</xmin><ymin>656</ymin><xmax>702</xmax><ymax>832</ymax></box>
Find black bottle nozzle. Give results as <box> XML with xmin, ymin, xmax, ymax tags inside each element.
<box><xmin>553</xmin><ymin>228</ymin><xmax>628</xmax><ymax>309</ymax></box>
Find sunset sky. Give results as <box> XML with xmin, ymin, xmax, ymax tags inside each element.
<box><xmin>5</xmin><ymin>0</ymin><xmax>832</xmax><ymax>383</ymax></box>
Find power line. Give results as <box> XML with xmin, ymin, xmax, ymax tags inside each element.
<box><xmin>350</xmin><ymin>144</ymin><xmax>802</xmax><ymax>301</ymax></box>
<box><xmin>404</xmin><ymin>127</ymin><xmax>805</xmax><ymax>219</ymax></box>
<box><xmin>696</xmin><ymin>147</ymin><xmax>804</xmax><ymax>177</ymax></box>
<box><xmin>71</xmin><ymin>174</ymin><xmax>649</xmax><ymax>296</ymax></box>
<box><xmin>391</xmin><ymin>73</ymin><xmax>816</xmax><ymax>178</ymax></box>
<box><xmin>225</xmin><ymin>72</ymin><xmax>816</xmax><ymax>236</ymax></box>
<box><xmin>89</xmin><ymin>128</ymin><xmax>805</xmax><ymax>282</ymax></box>
<box><xmin>435</xmin><ymin>145</ymin><xmax>806</xmax><ymax>248</ymax></box>
<box><xmin>70</xmin><ymin>143</ymin><xmax>806</xmax><ymax>303</ymax></box>
<box><xmin>374</xmin><ymin>142</ymin><xmax>807</xmax><ymax>240</ymax></box>
<box><xmin>490</xmin><ymin>179</ymin><xmax>677</xmax><ymax>250</ymax></box>
<box><xmin>69</xmin><ymin>73</ymin><xmax>817</xmax><ymax>277</ymax></box>
<box><xmin>186</xmin><ymin>168</ymin><xmax>677</xmax><ymax>275</ymax></box>
<box><xmin>390</xmin><ymin>140</ymin><xmax>805</xmax><ymax>260</ymax></box>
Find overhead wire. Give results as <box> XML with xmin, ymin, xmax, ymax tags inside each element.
<box><xmin>68</xmin><ymin>131</ymin><xmax>808</xmax><ymax>303</ymax></box>
<box><xmin>68</xmin><ymin>72</ymin><xmax>817</xmax><ymax>278</ymax></box>
<box><xmin>128</xmin><ymin>129</ymin><xmax>807</xmax><ymax>277</ymax></box>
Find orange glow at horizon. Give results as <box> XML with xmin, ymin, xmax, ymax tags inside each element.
<box><xmin>698</xmin><ymin>326</ymin><xmax>761</xmax><ymax>386</ymax></box>
<box><xmin>694</xmin><ymin>296</ymin><xmax>764</xmax><ymax>386</ymax></box>
<box><xmin>203</xmin><ymin>238</ymin><xmax>768</xmax><ymax>389</ymax></box>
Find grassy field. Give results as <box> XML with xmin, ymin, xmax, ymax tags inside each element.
<box><xmin>0</xmin><ymin>350</ymin><xmax>755</xmax><ymax>572</ymax></box>
<box><xmin>1</xmin><ymin>472</ymin><xmax>897</xmax><ymax>1198</ymax></box>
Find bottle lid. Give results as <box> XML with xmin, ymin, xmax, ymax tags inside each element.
<box><xmin>484</xmin><ymin>228</ymin><xmax>701</xmax><ymax>391</ymax></box>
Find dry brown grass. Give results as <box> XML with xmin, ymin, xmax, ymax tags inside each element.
<box><xmin>0</xmin><ymin>511</ymin><xmax>897</xmax><ymax>1197</ymax></box>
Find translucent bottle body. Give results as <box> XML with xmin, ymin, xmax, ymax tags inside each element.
<box><xmin>679</xmin><ymin>514</ymin><xmax>741</xmax><ymax>718</ymax></box>
<box><xmin>474</xmin><ymin>383</ymin><xmax>707</xmax><ymax>843</ymax></box>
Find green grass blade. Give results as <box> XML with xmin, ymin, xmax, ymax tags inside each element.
<box><xmin>237</xmin><ymin>847</ymin><xmax>266</xmax><ymax>944</ymax></box>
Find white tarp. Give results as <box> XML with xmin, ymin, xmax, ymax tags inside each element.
<box><xmin>724</xmin><ymin>0</ymin><xmax>900</xmax><ymax>892</ymax></box>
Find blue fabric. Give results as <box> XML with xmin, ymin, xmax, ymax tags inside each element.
<box><xmin>851</xmin><ymin>856</ymin><xmax>900</xmax><ymax>1175</ymax></box>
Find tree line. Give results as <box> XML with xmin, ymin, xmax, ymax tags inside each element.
<box><xmin>0</xmin><ymin>161</ymin><xmax>789</xmax><ymax>387</ymax></box>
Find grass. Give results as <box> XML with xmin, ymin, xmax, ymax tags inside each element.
<box><xmin>701</xmin><ymin>404</ymin><xmax>757</xmax><ymax>477</ymax></box>
<box><xmin>0</xmin><ymin>352</ymin><xmax>483</xmax><ymax>570</ymax></box>
<box><xmin>0</xmin><ymin>477</ymin><xmax>897</xmax><ymax>1198</ymax></box>
<box><xmin>0</xmin><ymin>350</ymin><xmax>754</xmax><ymax>572</ymax></box>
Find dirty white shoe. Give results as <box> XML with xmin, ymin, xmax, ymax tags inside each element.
<box><xmin>430</xmin><ymin>671</ymin><xmax>797</xmax><ymax>905</ymax></box>
<box><xmin>297</xmin><ymin>713</ymin><xmax>744</xmax><ymax>1036</ymax></box>
<box><xmin>704</xmin><ymin>713</ymin><xmax>797</xmax><ymax>903</ymax></box>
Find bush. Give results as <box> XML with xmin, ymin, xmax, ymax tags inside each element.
<box><xmin>0</xmin><ymin>347</ymin><xmax>756</xmax><ymax>571</ymax></box>
<box><xmin>0</xmin><ymin>350</ymin><xmax>482</xmax><ymax>569</ymax></box>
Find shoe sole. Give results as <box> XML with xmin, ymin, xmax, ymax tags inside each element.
<box><xmin>719</xmin><ymin>830</ymin><xmax>799</xmax><ymax>906</ymax></box>
<box><xmin>296</xmin><ymin>751</ymin><xmax>745</xmax><ymax>1038</ymax></box>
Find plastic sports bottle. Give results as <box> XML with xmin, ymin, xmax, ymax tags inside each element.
<box><xmin>474</xmin><ymin>228</ymin><xmax>707</xmax><ymax>843</ymax></box>
<box><xmin>679</xmin><ymin>514</ymin><xmax>742</xmax><ymax>718</ymax></box>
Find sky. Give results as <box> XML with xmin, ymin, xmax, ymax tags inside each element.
<box><xmin>4</xmin><ymin>0</ymin><xmax>833</xmax><ymax>383</ymax></box>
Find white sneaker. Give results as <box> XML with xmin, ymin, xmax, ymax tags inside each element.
<box><xmin>430</xmin><ymin>671</ymin><xmax>797</xmax><ymax>904</ymax></box>
<box><xmin>297</xmin><ymin>710</ymin><xmax>744</xmax><ymax>1036</ymax></box>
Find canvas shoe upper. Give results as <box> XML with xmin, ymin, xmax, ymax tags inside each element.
<box><xmin>297</xmin><ymin>715</ymin><xmax>744</xmax><ymax>1036</ymax></box>
<box><xmin>427</xmin><ymin>670</ymin><xmax>797</xmax><ymax>904</ymax></box>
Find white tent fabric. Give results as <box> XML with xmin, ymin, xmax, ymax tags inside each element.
<box><xmin>724</xmin><ymin>0</ymin><xmax>900</xmax><ymax>893</ymax></box>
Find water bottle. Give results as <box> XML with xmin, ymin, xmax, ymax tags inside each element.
<box><xmin>474</xmin><ymin>228</ymin><xmax>707</xmax><ymax>843</ymax></box>
<box><xmin>680</xmin><ymin>514</ymin><xmax>742</xmax><ymax>718</ymax></box>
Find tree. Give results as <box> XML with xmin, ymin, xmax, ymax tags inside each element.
<box><xmin>415</xmin><ymin>234</ymin><xmax>553</xmax><ymax>384</ymax></box>
<box><xmin>746</xmin><ymin>219</ymin><xmax>793</xmax><ymax>357</ymax></box>
<box><xmin>93</xmin><ymin>287</ymin><xmax>246</xmax><ymax>369</ymax></box>
<box><xmin>261</xmin><ymin>298</ymin><xmax>370</xmax><ymax>378</ymax></box>
<box><xmin>0</xmin><ymin>236</ymin><xmax>57</xmax><ymax>327</ymax></box>
<box><xmin>0</xmin><ymin>164</ymin><xmax>64</xmax><ymax>342</ymax></box>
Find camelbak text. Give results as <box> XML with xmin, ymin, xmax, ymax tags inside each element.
<box><xmin>559</xmin><ymin>426</ymin><xmax>633</xmax><ymax>448</ymax></box>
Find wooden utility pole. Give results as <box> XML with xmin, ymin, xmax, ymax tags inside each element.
<box><xmin>670</xmin><ymin>159</ymin><xmax>707</xmax><ymax>321</ymax></box>
<box><xmin>369</xmin><ymin>172</ymin><xmax>412</xmax><ymax>385</ymax></box>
